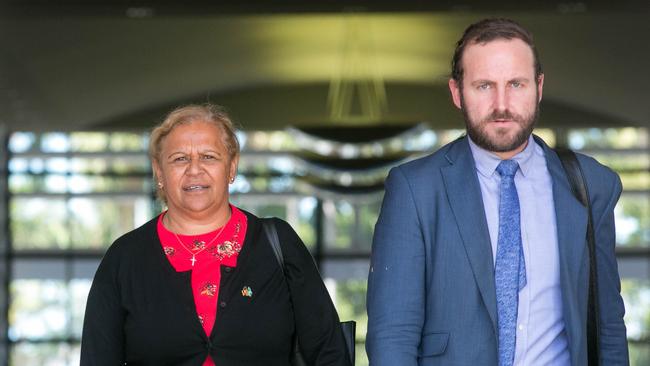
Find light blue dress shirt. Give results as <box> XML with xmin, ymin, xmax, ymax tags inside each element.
<box><xmin>468</xmin><ymin>135</ymin><xmax>570</xmax><ymax>365</ymax></box>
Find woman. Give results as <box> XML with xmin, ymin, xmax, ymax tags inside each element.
<box><xmin>81</xmin><ymin>104</ymin><xmax>351</xmax><ymax>366</ymax></box>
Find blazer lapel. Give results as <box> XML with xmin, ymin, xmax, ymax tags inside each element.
<box><xmin>538</xmin><ymin>137</ymin><xmax>587</xmax><ymax>357</ymax></box>
<box><xmin>441</xmin><ymin>137</ymin><xmax>497</xmax><ymax>333</ymax></box>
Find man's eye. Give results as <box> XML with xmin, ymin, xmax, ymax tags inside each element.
<box><xmin>478</xmin><ymin>83</ymin><xmax>490</xmax><ymax>90</ymax></box>
<box><xmin>511</xmin><ymin>81</ymin><xmax>522</xmax><ymax>88</ymax></box>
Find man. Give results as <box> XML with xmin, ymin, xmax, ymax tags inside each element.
<box><xmin>366</xmin><ymin>18</ymin><xmax>628</xmax><ymax>365</ymax></box>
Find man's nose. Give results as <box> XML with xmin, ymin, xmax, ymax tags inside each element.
<box><xmin>494</xmin><ymin>87</ymin><xmax>509</xmax><ymax>113</ymax></box>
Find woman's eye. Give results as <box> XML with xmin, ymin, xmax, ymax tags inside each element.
<box><xmin>174</xmin><ymin>156</ymin><xmax>188</xmax><ymax>162</ymax></box>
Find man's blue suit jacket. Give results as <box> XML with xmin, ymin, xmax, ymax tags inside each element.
<box><xmin>366</xmin><ymin>136</ymin><xmax>629</xmax><ymax>365</ymax></box>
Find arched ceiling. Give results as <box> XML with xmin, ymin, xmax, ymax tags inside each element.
<box><xmin>1</xmin><ymin>1</ymin><xmax>648</xmax><ymax>131</ymax></box>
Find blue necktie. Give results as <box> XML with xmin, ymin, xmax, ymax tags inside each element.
<box><xmin>495</xmin><ymin>160</ymin><xmax>526</xmax><ymax>366</ymax></box>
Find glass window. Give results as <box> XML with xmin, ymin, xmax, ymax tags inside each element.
<box><xmin>41</xmin><ymin>133</ymin><xmax>70</xmax><ymax>153</ymax></box>
<box><xmin>8</xmin><ymin>132</ymin><xmax>36</xmax><ymax>153</ymax></box>
<box><xmin>568</xmin><ymin>127</ymin><xmax>649</xmax><ymax>149</ymax></box>
<box><xmin>622</xmin><ymin>279</ymin><xmax>650</xmax><ymax>341</ymax></box>
<box><xmin>533</xmin><ymin>128</ymin><xmax>555</xmax><ymax>147</ymax></box>
<box><xmin>619</xmin><ymin>172</ymin><xmax>650</xmax><ymax>191</ymax></box>
<box><xmin>3</xmin><ymin>127</ymin><xmax>648</xmax><ymax>366</ymax></box>
<box><xmin>69</xmin><ymin>133</ymin><xmax>109</xmax><ymax>152</ymax></box>
<box><xmin>109</xmin><ymin>132</ymin><xmax>148</xmax><ymax>152</ymax></box>
<box><xmin>616</xmin><ymin>194</ymin><xmax>650</xmax><ymax>247</ymax></box>
<box><xmin>68</xmin><ymin>197</ymin><xmax>152</xmax><ymax>249</ymax></box>
<box><xmin>322</xmin><ymin>259</ymin><xmax>370</xmax><ymax>366</ymax></box>
<box><xmin>9</xmin><ymin>279</ymin><xmax>69</xmax><ymax>341</ymax></box>
<box><xmin>591</xmin><ymin>153</ymin><xmax>650</xmax><ymax>172</ymax></box>
<box><xmin>10</xmin><ymin>342</ymin><xmax>76</xmax><ymax>366</ymax></box>
<box><xmin>322</xmin><ymin>199</ymin><xmax>380</xmax><ymax>251</ymax></box>
<box><xmin>11</xmin><ymin>198</ymin><xmax>69</xmax><ymax>250</ymax></box>
<box><xmin>233</xmin><ymin>196</ymin><xmax>318</xmax><ymax>249</ymax></box>
<box><xmin>70</xmin><ymin>279</ymin><xmax>93</xmax><ymax>339</ymax></box>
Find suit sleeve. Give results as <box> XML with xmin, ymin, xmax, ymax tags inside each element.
<box><xmin>366</xmin><ymin>167</ymin><xmax>425</xmax><ymax>366</ymax></box>
<box><xmin>80</xmin><ymin>246</ymin><xmax>126</xmax><ymax>366</ymax></box>
<box><xmin>275</xmin><ymin>219</ymin><xmax>352</xmax><ymax>366</ymax></box>
<box><xmin>590</xmin><ymin>168</ymin><xmax>630</xmax><ymax>364</ymax></box>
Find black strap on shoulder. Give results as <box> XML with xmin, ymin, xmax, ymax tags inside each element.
<box><xmin>555</xmin><ymin>147</ymin><xmax>600</xmax><ymax>365</ymax></box>
<box><xmin>261</xmin><ymin>218</ymin><xmax>356</xmax><ymax>365</ymax></box>
<box><xmin>263</xmin><ymin>219</ymin><xmax>285</xmax><ymax>270</ymax></box>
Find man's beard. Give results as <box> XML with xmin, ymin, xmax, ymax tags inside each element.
<box><xmin>461</xmin><ymin>93</ymin><xmax>540</xmax><ymax>153</ymax></box>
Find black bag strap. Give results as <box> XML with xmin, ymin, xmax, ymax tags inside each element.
<box><xmin>262</xmin><ymin>219</ymin><xmax>356</xmax><ymax>365</ymax></box>
<box><xmin>263</xmin><ymin>218</ymin><xmax>285</xmax><ymax>269</ymax></box>
<box><xmin>555</xmin><ymin>148</ymin><xmax>600</xmax><ymax>365</ymax></box>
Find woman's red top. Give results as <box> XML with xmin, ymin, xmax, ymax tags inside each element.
<box><xmin>157</xmin><ymin>205</ymin><xmax>248</xmax><ymax>366</ymax></box>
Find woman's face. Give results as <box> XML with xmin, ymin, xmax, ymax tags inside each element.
<box><xmin>153</xmin><ymin>120</ymin><xmax>237</xmax><ymax>220</ymax></box>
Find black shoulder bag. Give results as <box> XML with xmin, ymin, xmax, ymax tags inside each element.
<box><xmin>262</xmin><ymin>219</ymin><xmax>356</xmax><ymax>366</ymax></box>
<box><xmin>555</xmin><ymin>148</ymin><xmax>600</xmax><ymax>365</ymax></box>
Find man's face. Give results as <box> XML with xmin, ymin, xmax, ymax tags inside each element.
<box><xmin>448</xmin><ymin>38</ymin><xmax>544</xmax><ymax>158</ymax></box>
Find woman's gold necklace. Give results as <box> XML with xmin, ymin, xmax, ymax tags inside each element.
<box><xmin>173</xmin><ymin>224</ymin><xmax>227</xmax><ymax>267</ymax></box>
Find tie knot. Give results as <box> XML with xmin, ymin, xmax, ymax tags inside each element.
<box><xmin>496</xmin><ymin>159</ymin><xmax>519</xmax><ymax>178</ymax></box>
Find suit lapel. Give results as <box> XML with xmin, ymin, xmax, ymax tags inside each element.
<box><xmin>441</xmin><ymin>137</ymin><xmax>497</xmax><ymax>333</ymax></box>
<box><xmin>539</xmin><ymin>138</ymin><xmax>587</xmax><ymax>355</ymax></box>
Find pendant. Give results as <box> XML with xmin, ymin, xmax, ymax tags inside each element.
<box><xmin>190</xmin><ymin>255</ymin><xmax>197</xmax><ymax>266</ymax></box>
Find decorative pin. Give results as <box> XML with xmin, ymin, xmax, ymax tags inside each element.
<box><xmin>241</xmin><ymin>286</ymin><xmax>253</xmax><ymax>298</ymax></box>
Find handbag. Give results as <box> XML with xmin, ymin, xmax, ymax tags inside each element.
<box><xmin>556</xmin><ymin>148</ymin><xmax>600</xmax><ymax>365</ymax></box>
<box><xmin>262</xmin><ymin>219</ymin><xmax>356</xmax><ymax>366</ymax></box>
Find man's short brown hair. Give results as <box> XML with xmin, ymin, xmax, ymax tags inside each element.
<box><xmin>451</xmin><ymin>18</ymin><xmax>543</xmax><ymax>84</ymax></box>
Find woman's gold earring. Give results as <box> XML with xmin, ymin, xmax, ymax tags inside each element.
<box><xmin>157</xmin><ymin>182</ymin><xmax>163</xmax><ymax>189</ymax></box>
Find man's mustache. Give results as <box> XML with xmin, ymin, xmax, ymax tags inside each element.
<box><xmin>483</xmin><ymin>110</ymin><xmax>524</xmax><ymax>123</ymax></box>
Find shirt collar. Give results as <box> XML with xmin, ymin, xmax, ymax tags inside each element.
<box><xmin>468</xmin><ymin>134</ymin><xmax>537</xmax><ymax>178</ymax></box>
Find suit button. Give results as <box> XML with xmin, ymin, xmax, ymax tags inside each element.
<box><xmin>219</xmin><ymin>301</ymin><xmax>227</xmax><ymax>308</ymax></box>
<box><xmin>223</xmin><ymin>266</ymin><xmax>232</xmax><ymax>273</ymax></box>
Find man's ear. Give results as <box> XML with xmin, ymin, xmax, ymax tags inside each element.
<box><xmin>537</xmin><ymin>73</ymin><xmax>544</xmax><ymax>103</ymax></box>
<box><xmin>449</xmin><ymin>78</ymin><xmax>462</xmax><ymax>109</ymax></box>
